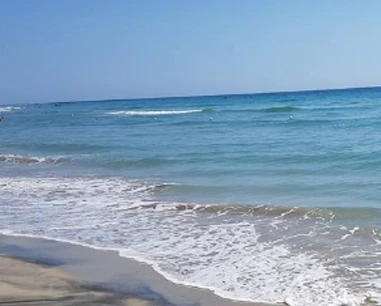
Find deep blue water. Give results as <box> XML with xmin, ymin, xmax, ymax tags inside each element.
<box><xmin>1</xmin><ymin>87</ymin><xmax>381</xmax><ymax>305</ymax></box>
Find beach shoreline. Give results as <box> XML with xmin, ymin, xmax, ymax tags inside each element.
<box><xmin>0</xmin><ymin>234</ymin><xmax>278</xmax><ymax>306</ymax></box>
<box><xmin>0</xmin><ymin>255</ymin><xmax>147</xmax><ymax>306</ymax></box>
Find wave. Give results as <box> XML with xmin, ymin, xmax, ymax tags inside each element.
<box><xmin>4</xmin><ymin>143</ymin><xmax>114</xmax><ymax>155</ymax></box>
<box><xmin>214</xmin><ymin>104</ymin><xmax>376</xmax><ymax>115</ymax></box>
<box><xmin>1</xmin><ymin>230</ymin><xmax>375</xmax><ymax>306</ymax></box>
<box><xmin>260</xmin><ymin>104</ymin><xmax>375</xmax><ymax>113</ymax></box>
<box><xmin>125</xmin><ymin>201</ymin><xmax>333</xmax><ymax>219</ymax></box>
<box><xmin>105</xmin><ymin>157</ymin><xmax>174</xmax><ymax>169</ymax></box>
<box><xmin>0</xmin><ymin>175</ymin><xmax>379</xmax><ymax>306</ymax></box>
<box><xmin>261</xmin><ymin>106</ymin><xmax>301</xmax><ymax>113</ymax></box>
<box><xmin>0</xmin><ymin>106</ymin><xmax>22</xmax><ymax>112</ymax></box>
<box><xmin>0</xmin><ymin>154</ymin><xmax>68</xmax><ymax>164</ymax></box>
<box><xmin>107</xmin><ymin>109</ymin><xmax>204</xmax><ymax>116</ymax></box>
<box><xmin>213</xmin><ymin>106</ymin><xmax>301</xmax><ymax>114</ymax></box>
<box><xmin>278</xmin><ymin>98</ymin><xmax>298</xmax><ymax>102</ymax></box>
<box><xmin>29</xmin><ymin>143</ymin><xmax>109</xmax><ymax>154</ymax></box>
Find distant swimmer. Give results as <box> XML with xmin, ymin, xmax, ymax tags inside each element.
<box><xmin>0</xmin><ymin>116</ymin><xmax>4</xmax><ymax>122</ymax></box>
<box><xmin>209</xmin><ymin>117</ymin><xmax>213</xmax><ymax>121</ymax></box>
<box><xmin>154</xmin><ymin>117</ymin><xmax>157</xmax><ymax>121</ymax></box>
<box><xmin>289</xmin><ymin>115</ymin><xmax>293</xmax><ymax>120</ymax></box>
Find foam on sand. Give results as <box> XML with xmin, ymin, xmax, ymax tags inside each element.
<box><xmin>0</xmin><ymin>176</ymin><xmax>379</xmax><ymax>306</ymax></box>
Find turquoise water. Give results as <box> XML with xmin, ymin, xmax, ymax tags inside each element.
<box><xmin>1</xmin><ymin>88</ymin><xmax>381</xmax><ymax>305</ymax></box>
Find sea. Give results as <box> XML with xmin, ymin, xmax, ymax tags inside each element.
<box><xmin>1</xmin><ymin>87</ymin><xmax>381</xmax><ymax>306</ymax></box>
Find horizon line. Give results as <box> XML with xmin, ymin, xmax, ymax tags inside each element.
<box><xmin>12</xmin><ymin>85</ymin><xmax>381</xmax><ymax>106</ymax></box>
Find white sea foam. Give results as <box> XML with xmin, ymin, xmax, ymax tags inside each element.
<box><xmin>0</xmin><ymin>106</ymin><xmax>22</xmax><ymax>112</ymax></box>
<box><xmin>118</xmin><ymin>222</ymin><xmax>370</xmax><ymax>306</ymax></box>
<box><xmin>0</xmin><ymin>154</ymin><xmax>67</xmax><ymax>164</ymax></box>
<box><xmin>0</xmin><ymin>176</ymin><xmax>378</xmax><ymax>306</ymax></box>
<box><xmin>107</xmin><ymin>109</ymin><xmax>203</xmax><ymax>116</ymax></box>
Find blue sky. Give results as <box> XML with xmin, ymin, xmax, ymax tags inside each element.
<box><xmin>1</xmin><ymin>0</ymin><xmax>381</xmax><ymax>104</ymax></box>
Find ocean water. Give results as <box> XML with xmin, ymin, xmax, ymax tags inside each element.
<box><xmin>1</xmin><ymin>87</ymin><xmax>381</xmax><ymax>305</ymax></box>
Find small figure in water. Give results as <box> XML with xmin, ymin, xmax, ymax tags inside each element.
<box><xmin>289</xmin><ymin>115</ymin><xmax>293</xmax><ymax>120</ymax></box>
<box><xmin>0</xmin><ymin>116</ymin><xmax>4</xmax><ymax>122</ymax></box>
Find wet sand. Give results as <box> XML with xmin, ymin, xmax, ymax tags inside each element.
<box><xmin>0</xmin><ymin>234</ymin><xmax>279</xmax><ymax>306</ymax></box>
<box><xmin>0</xmin><ymin>255</ymin><xmax>153</xmax><ymax>306</ymax></box>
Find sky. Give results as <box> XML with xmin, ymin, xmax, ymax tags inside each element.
<box><xmin>1</xmin><ymin>0</ymin><xmax>381</xmax><ymax>105</ymax></box>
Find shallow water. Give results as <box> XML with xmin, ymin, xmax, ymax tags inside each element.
<box><xmin>1</xmin><ymin>88</ymin><xmax>381</xmax><ymax>305</ymax></box>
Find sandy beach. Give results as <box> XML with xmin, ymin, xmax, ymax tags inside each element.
<box><xmin>0</xmin><ymin>255</ymin><xmax>152</xmax><ymax>306</ymax></box>
<box><xmin>0</xmin><ymin>235</ymin><xmax>278</xmax><ymax>306</ymax></box>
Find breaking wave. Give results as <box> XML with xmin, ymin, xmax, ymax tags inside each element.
<box><xmin>0</xmin><ymin>176</ymin><xmax>380</xmax><ymax>306</ymax></box>
<box><xmin>0</xmin><ymin>106</ymin><xmax>22</xmax><ymax>112</ymax></box>
<box><xmin>0</xmin><ymin>154</ymin><xmax>68</xmax><ymax>164</ymax></box>
<box><xmin>261</xmin><ymin>106</ymin><xmax>301</xmax><ymax>113</ymax></box>
<box><xmin>107</xmin><ymin>109</ymin><xmax>204</xmax><ymax>116</ymax></box>
<box><xmin>131</xmin><ymin>202</ymin><xmax>333</xmax><ymax>219</ymax></box>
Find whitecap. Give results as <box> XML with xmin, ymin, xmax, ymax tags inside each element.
<box><xmin>0</xmin><ymin>106</ymin><xmax>22</xmax><ymax>112</ymax></box>
<box><xmin>107</xmin><ymin>109</ymin><xmax>203</xmax><ymax>116</ymax></box>
<box><xmin>0</xmin><ymin>154</ymin><xmax>67</xmax><ymax>164</ymax></box>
